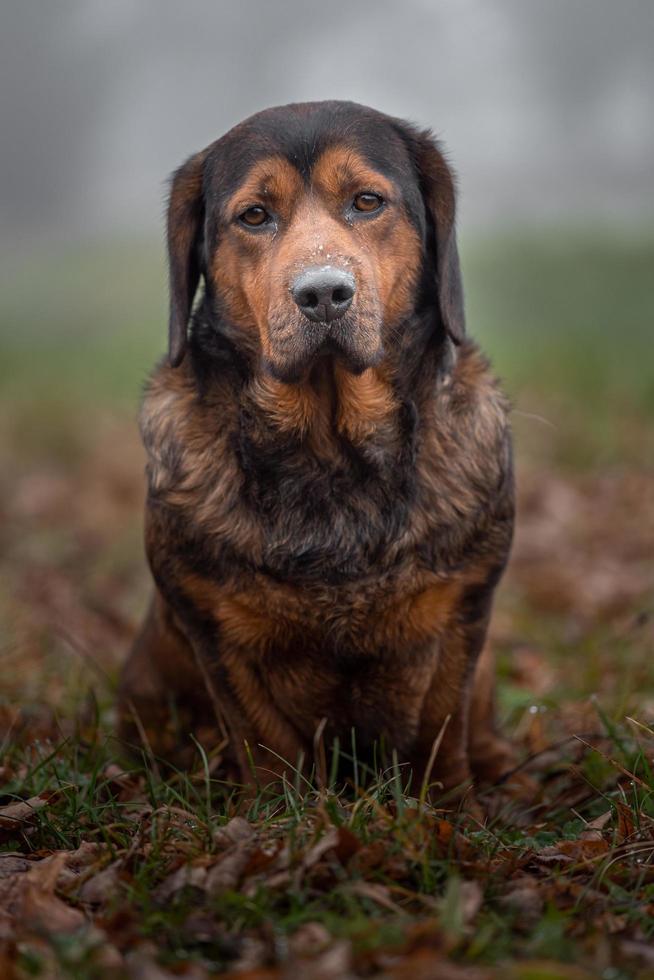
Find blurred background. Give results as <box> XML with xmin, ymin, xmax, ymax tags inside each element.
<box><xmin>0</xmin><ymin>1</ymin><xmax>652</xmax><ymax>728</ymax></box>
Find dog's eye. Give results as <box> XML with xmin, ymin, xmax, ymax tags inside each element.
<box><xmin>239</xmin><ymin>206</ymin><xmax>270</xmax><ymax>227</ymax></box>
<box><xmin>353</xmin><ymin>192</ymin><xmax>384</xmax><ymax>213</ymax></box>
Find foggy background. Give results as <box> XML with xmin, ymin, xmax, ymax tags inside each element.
<box><xmin>0</xmin><ymin>0</ymin><xmax>652</xmax><ymax>444</ymax></box>
<box><xmin>1</xmin><ymin>0</ymin><xmax>653</xmax><ymax>248</ymax></box>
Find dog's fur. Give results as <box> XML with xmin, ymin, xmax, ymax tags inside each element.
<box><xmin>118</xmin><ymin>101</ymin><xmax>516</xmax><ymax>797</ymax></box>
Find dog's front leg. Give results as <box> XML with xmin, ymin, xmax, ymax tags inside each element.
<box><xmin>187</xmin><ymin>631</ymin><xmax>310</xmax><ymax>795</ymax></box>
<box><xmin>410</xmin><ymin>594</ymin><xmax>493</xmax><ymax>806</ymax></box>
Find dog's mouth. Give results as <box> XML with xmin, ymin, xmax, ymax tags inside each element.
<box><xmin>314</xmin><ymin>335</ymin><xmax>376</xmax><ymax>375</ymax></box>
<box><xmin>264</xmin><ymin>313</ymin><xmax>383</xmax><ymax>383</ymax></box>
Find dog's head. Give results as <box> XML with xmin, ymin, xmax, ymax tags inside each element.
<box><xmin>167</xmin><ymin>101</ymin><xmax>464</xmax><ymax>381</ymax></box>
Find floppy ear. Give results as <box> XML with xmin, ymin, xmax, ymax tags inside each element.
<box><xmin>404</xmin><ymin>128</ymin><xmax>466</xmax><ymax>344</ymax></box>
<box><xmin>166</xmin><ymin>148</ymin><xmax>209</xmax><ymax>367</ymax></box>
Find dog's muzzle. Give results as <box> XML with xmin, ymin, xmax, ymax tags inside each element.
<box><xmin>290</xmin><ymin>265</ymin><xmax>355</xmax><ymax>324</ymax></box>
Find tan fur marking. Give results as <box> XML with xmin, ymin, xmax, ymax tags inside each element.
<box><xmin>179</xmin><ymin>574</ymin><xmax>311</xmax><ymax>654</ymax></box>
<box><xmin>333</xmin><ymin>363</ymin><xmax>397</xmax><ymax>441</ymax></box>
<box><xmin>312</xmin><ymin>146</ymin><xmax>395</xmax><ymax>204</ymax></box>
<box><xmin>224</xmin><ymin>156</ymin><xmax>303</xmax><ymax>221</ymax></box>
<box><xmin>213</xmin><ymin>156</ymin><xmax>303</xmax><ymax>347</ymax></box>
<box><xmin>368</xmin><ymin>578</ymin><xmax>463</xmax><ymax>651</ymax></box>
<box><xmin>249</xmin><ymin>374</ymin><xmax>318</xmax><ymax>436</ymax></box>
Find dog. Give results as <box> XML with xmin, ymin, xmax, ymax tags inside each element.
<box><xmin>118</xmin><ymin>100</ymin><xmax>516</xmax><ymax>800</ymax></box>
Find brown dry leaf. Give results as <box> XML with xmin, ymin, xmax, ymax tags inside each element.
<box><xmin>333</xmin><ymin>825</ymin><xmax>361</xmax><ymax>864</ymax></box>
<box><xmin>242</xmin><ymin>839</ymin><xmax>286</xmax><ymax>879</ymax></box>
<box><xmin>431</xmin><ymin>818</ymin><xmax>475</xmax><ymax>861</ymax></box>
<box><xmin>434</xmin><ymin>818</ymin><xmax>455</xmax><ymax>845</ymax></box>
<box><xmin>205</xmin><ymin>838</ymin><xmax>258</xmax><ymax>895</ymax></box>
<box><xmin>55</xmin><ymin>841</ymin><xmax>107</xmax><ymax>892</ymax></box>
<box><xmin>373</xmin><ymin>917</ymin><xmax>493</xmax><ymax>979</ymax></box>
<box><xmin>498</xmin><ymin>875</ymin><xmax>545</xmax><ymax>931</ymax></box>
<box><xmin>152</xmin><ymin>861</ymin><xmax>209</xmax><ymax>903</ymax></box>
<box><xmin>351</xmin><ymin>838</ymin><xmax>387</xmax><ymax>874</ymax></box>
<box><xmin>586</xmin><ymin>810</ymin><xmax>612</xmax><ymax>831</ymax></box>
<box><xmin>77</xmin><ymin>859</ymin><xmax>125</xmax><ymax>906</ymax></box>
<box><xmin>102</xmin><ymin>763</ymin><xmax>143</xmax><ymax>801</ymax></box>
<box><xmin>620</xmin><ymin>938</ymin><xmax>654</xmax><ymax>967</ymax></box>
<box><xmin>459</xmin><ymin>880</ymin><xmax>483</xmax><ymax>928</ymax></box>
<box><xmin>226</xmin><ymin>936</ymin><xmax>271</xmax><ymax>974</ymax></box>
<box><xmin>344</xmin><ymin>881</ymin><xmax>405</xmax><ymax>914</ymax></box>
<box><xmin>125</xmin><ymin>946</ymin><xmax>209</xmax><ymax>979</ymax></box>
<box><xmin>65</xmin><ymin>840</ymin><xmax>105</xmax><ymax>871</ymax></box>
<box><xmin>2</xmin><ymin>852</ymin><xmax>86</xmax><ymax>937</ymax></box>
<box><xmin>289</xmin><ymin>921</ymin><xmax>332</xmax><ymax>958</ymax></box>
<box><xmin>603</xmin><ymin>912</ymin><xmax>628</xmax><ymax>934</ymax></box>
<box><xmin>383</xmin><ymin>950</ymin><xmax>492</xmax><ymax>980</ymax></box>
<box><xmin>149</xmin><ymin>805</ymin><xmax>204</xmax><ymax>837</ymax></box>
<box><xmin>289</xmin><ymin>939</ymin><xmax>353</xmax><ymax>980</ymax></box>
<box><xmin>535</xmin><ymin>836</ymin><xmax>609</xmax><ymax>865</ymax></box>
<box><xmin>214</xmin><ymin>815</ymin><xmax>255</xmax><ymax>848</ymax></box>
<box><xmin>351</xmin><ymin>838</ymin><xmax>410</xmax><ymax>880</ymax></box>
<box><xmin>301</xmin><ymin>827</ymin><xmax>341</xmax><ymax>871</ymax></box>
<box><xmin>222</xmin><ymin>971</ymin><xmax>281</xmax><ymax>980</ymax></box>
<box><xmin>578</xmin><ymin>828</ymin><xmax>604</xmax><ymax>843</ymax></box>
<box><xmin>0</xmin><ymin>795</ymin><xmax>50</xmax><ymax>836</ymax></box>
<box><xmin>0</xmin><ymin>854</ymin><xmax>34</xmax><ymax>877</ymax></box>
<box><xmin>615</xmin><ymin>802</ymin><xmax>636</xmax><ymax>842</ymax></box>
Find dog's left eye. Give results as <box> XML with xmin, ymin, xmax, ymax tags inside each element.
<box><xmin>353</xmin><ymin>192</ymin><xmax>384</xmax><ymax>213</ymax></box>
<box><xmin>239</xmin><ymin>206</ymin><xmax>270</xmax><ymax>227</ymax></box>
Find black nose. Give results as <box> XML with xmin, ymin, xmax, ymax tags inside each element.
<box><xmin>291</xmin><ymin>266</ymin><xmax>355</xmax><ymax>323</ymax></box>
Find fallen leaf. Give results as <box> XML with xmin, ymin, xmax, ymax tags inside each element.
<box><xmin>615</xmin><ymin>802</ymin><xmax>636</xmax><ymax>842</ymax></box>
<box><xmin>288</xmin><ymin>921</ymin><xmax>332</xmax><ymax>957</ymax></box>
<box><xmin>205</xmin><ymin>839</ymin><xmax>258</xmax><ymax>895</ymax></box>
<box><xmin>344</xmin><ymin>881</ymin><xmax>404</xmax><ymax>914</ymax></box>
<box><xmin>300</xmin><ymin>827</ymin><xmax>341</xmax><ymax>871</ymax></box>
<box><xmin>152</xmin><ymin>862</ymin><xmax>208</xmax><ymax>903</ymax></box>
<box><xmin>0</xmin><ymin>854</ymin><xmax>33</xmax><ymax>877</ymax></box>
<box><xmin>289</xmin><ymin>938</ymin><xmax>352</xmax><ymax>980</ymax></box>
<box><xmin>333</xmin><ymin>825</ymin><xmax>361</xmax><ymax>864</ymax></box>
<box><xmin>384</xmin><ymin>950</ymin><xmax>492</xmax><ymax>980</ymax></box>
<box><xmin>498</xmin><ymin>876</ymin><xmax>544</xmax><ymax>931</ymax></box>
<box><xmin>125</xmin><ymin>946</ymin><xmax>209</xmax><ymax>978</ymax></box>
<box><xmin>1</xmin><ymin>852</ymin><xmax>86</xmax><ymax>937</ymax></box>
<box><xmin>620</xmin><ymin>938</ymin><xmax>654</xmax><ymax>967</ymax></box>
<box><xmin>535</xmin><ymin>837</ymin><xmax>609</xmax><ymax>865</ymax></box>
<box><xmin>77</xmin><ymin>860</ymin><xmax>125</xmax><ymax>906</ymax></box>
<box><xmin>0</xmin><ymin>796</ymin><xmax>50</xmax><ymax>836</ymax></box>
<box><xmin>459</xmin><ymin>880</ymin><xmax>483</xmax><ymax>927</ymax></box>
<box><xmin>214</xmin><ymin>816</ymin><xmax>255</xmax><ymax>847</ymax></box>
<box><xmin>586</xmin><ymin>810</ymin><xmax>612</xmax><ymax>831</ymax></box>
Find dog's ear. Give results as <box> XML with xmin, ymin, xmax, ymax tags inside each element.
<box><xmin>401</xmin><ymin>127</ymin><xmax>465</xmax><ymax>344</ymax></box>
<box><xmin>166</xmin><ymin>148</ymin><xmax>209</xmax><ymax>367</ymax></box>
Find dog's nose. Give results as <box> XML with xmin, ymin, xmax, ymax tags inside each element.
<box><xmin>291</xmin><ymin>266</ymin><xmax>355</xmax><ymax>323</ymax></box>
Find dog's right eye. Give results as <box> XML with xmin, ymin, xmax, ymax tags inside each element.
<box><xmin>239</xmin><ymin>206</ymin><xmax>270</xmax><ymax>227</ymax></box>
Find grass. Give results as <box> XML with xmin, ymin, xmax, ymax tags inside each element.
<box><xmin>0</xmin><ymin>227</ymin><xmax>653</xmax><ymax>977</ymax></box>
<box><xmin>2</xmin><ymin>712</ymin><xmax>654</xmax><ymax>978</ymax></box>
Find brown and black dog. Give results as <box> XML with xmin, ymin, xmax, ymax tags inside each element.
<box><xmin>118</xmin><ymin>100</ymin><xmax>516</xmax><ymax>800</ymax></box>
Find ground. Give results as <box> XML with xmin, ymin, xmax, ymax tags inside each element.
<box><xmin>0</xmin><ymin>232</ymin><xmax>653</xmax><ymax>979</ymax></box>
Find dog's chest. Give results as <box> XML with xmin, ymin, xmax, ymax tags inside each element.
<box><xmin>173</xmin><ymin>407</ymin><xmax>422</xmax><ymax>585</ymax></box>
<box><xmin>249</xmin><ymin>450</ymin><xmax>414</xmax><ymax>583</ymax></box>
<box><xmin>144</xmin><ymin>357</ymin><xmax>512</xmax><ymax>652</ymax></box>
